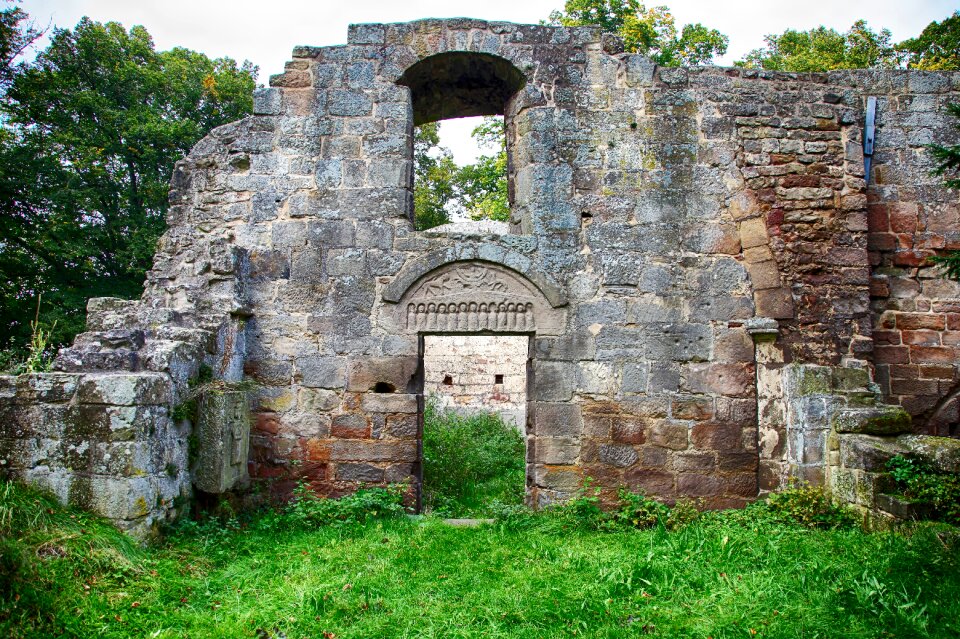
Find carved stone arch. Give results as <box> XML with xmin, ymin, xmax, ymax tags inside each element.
<box><xmin>385</xmin><ymin>259</ymin><xmax>565</xmax><ymax>336</ymax></box>
<box><xmin>383</xmin><ymin>244</ymin><xmax>567</xmax><ymax>308</ymax></box>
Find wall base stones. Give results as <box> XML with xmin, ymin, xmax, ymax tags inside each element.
<box><xmin>0</xmin><ymin>373</ymin><xmax>188</xmax><ymax>538</ymax></box>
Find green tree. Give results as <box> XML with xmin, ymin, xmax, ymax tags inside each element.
<box><xmin>928</xmin><ymin>102</ymin><xmax>960</xmax><ymax>279</ymax></box>
<box><xmin>459</xmin><ymin>117</ymin><xmax>509</xmax><ymax>223</ymax></box>
<box><xmin>413</xmin><ymin>121</ymin><xmax>457</xmax><ymax>230</ymax></box>
<box><xmin>0</xmin><ymin>0</ymin><xmax>41</xmax><ymax>93</ymax></box>
<box><xmin>736</xmin><ymin>20</ymin><xmax>900</xmax><ymax>71</ymax></box>
<box><xmin>0</xmin><ymin>17</ymin><xmax>256</xmax><ymax>359</ymax></box>
<box><xmin>549</xmin><ymin>0</ymin><xmax>728</xmax><ymax>66</ymax></box>
<box><xmin>899</xmin><ymin>11</ymin><xmax>960</xmax><ymax>71</ymax></box>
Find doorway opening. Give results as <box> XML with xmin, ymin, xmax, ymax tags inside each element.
<box><xmin>420</xmin><ymin>334</ymin><xmax>530</xmax><ymax>516</ymax></box>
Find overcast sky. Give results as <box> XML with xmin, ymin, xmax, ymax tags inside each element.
<box><xmin>17</xmin><ymin>0</ymin><xmax>960</xmax><ymax>162</ymax></box>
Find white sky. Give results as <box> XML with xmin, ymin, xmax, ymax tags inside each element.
<box><xmin>18</xmin><ymin>0</ymin><xmax>960</xmax><ymax>163</ymax></box>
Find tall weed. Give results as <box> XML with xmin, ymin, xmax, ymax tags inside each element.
<box><xmin>422</xmin><ymin>402</ymin><xmax>525</xmax><ymax>516</ymax></box>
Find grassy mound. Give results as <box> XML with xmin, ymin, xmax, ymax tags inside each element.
<box><xmin>2</xmin><ymin>479</ymin><xmax>960</xmax><ymax>638</ymax></box>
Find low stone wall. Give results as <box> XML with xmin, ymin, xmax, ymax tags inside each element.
<box><xmin>829</xmin><ymin>426</ymin><xmax>960</xmax><ymax>524</ymax></box>
<box><xmin>0</xmin><ymin>372</ymin><xmax>188</xmax><ymax>537</ymax></box>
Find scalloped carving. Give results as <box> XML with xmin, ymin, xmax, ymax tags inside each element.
<box><xmin>396</xmin><ymin>262</ymin><xmax>563</xmax><ymax>334</ymax></box>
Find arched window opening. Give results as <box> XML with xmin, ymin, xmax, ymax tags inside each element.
<box><xmin>398</xmin><ymin>52</ymin><xmax>526</xmax><ymax>231</ymax></box>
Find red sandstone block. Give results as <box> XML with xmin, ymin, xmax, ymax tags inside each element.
<box><xmin>949</xmin><ymin>314</ymin><xmax>960</xmax><ymax>330</ymax></box>
<box><xmin>896</xmin><ymin>313</ymin><xmax>946</xmax><ymax>331</ymax></box>
<box><xmin>867</xmin><ymin>232</ymin><xmax>896</xmax><ymax>251</ymax></box>
<box><xmin>889</xmin><ymin>204</ymin><xmax>919</xmax><ymax>233</ymax></box>
<box><xmin>942</xmin><ymin>331</ymin><xmax>960</xmax><ymax>346</ymax></box>
<box><xmin>825</xmin><ymin>247</ymin><xmax>868</xmax><ymax>266</ymax></box>
<box><xmin>869</xmin><ymin>277</ymin><xmax>890</xmax><ymax>298</ymax></box>
<box><xmin>901</xmin><ymin>329</ymin><xmax>941</xmax><ymax>346</ymax></box>
<box><xmin>909</xmin><ymin>345</ymin><xmax>959</xmax><ymax>364</ymax></box>
<box><xmin>675</xmin><ymin>452</ymin><xmax>716</xmax><ymax>472</ymax></box>
<box><xmin>640</xmin><ymin>445</ymin><xmax>670</xmax><ymax>468</ymax></box>
<box><xmin>893</xmin><ymin>250</ymin><xmax>934</xmax><ymax>267</ymax></box>
<box><xmin>611</xmin><ymin>418</ymin><xmax>647</xmax><ymax>444</ymax></box>
<box><xmin>916</xmin><ymin>234</ymin><xmax>946</xmax><ymax>250</ymax></box>
<box><xmin>872</xmin><ymin>330</ymin><xmax>901</xmax><ymax>345</ymax></box>
<box><xmin>724</xmin><ymin>472</ymin><xmax>759</xmax><ymax>498</ymax></box>
<box><xmin>900</xmin><ymin>394</ymin><xmax>940</xmax><ymax>416</ymax></box>
<box><xmin>717</xmin><ymin>452</ymin><xmax>759</xmax><ymax>472</ymax></box>
<box><xmin>873</xmin><ymin>345</ymin><xmax>910</xmax><ymax>364</ymax></box>
<box><xmin>255</xmin><ymin>413</ymin><xmax>280</xmax><ymax>435</ymax></box>
<box><xmin>868</xmin><ymin>204</ymin><xmax>889</xmax><ymax>231</ymax></box>
<box><xmin>671</xmin><ymin>397</ymin><xmax>715</xmax><ymax>421</ymax></box>
<box><xmin>677</xmin><ymin>473</ymin><xmax>724</xmax><ymax>497</ymax></box>
<box><xmin>889</xmin><ymin>364</ymin><xmax>920</xmax><ymax>379</ymax></box>
<box><xmin>301</xmin><ymin>462</ymin><xmax>328</xmax><ymax>481</ymax></box>
<box><xmin>932</xmin><ymin>302</ymin><xmax>960</xmax><ymax>313</ymax></box>
<box><xmin>303</xmin><ymin>438</ymin><xmax>331</xmax><ymax>462</ymax></box>
<box><xmin>780</xmin><ymin>174</ymin><xmax>821</xmax><ymax>188</ymax></box>
<box><xmin>683</xmin><ymin>363</ymin><xmax>755</xmax><ymax>398</ymax></box>
<box><xmin>647</xmin><ymin>421</ymin><xmax>689</xmax><ymax>451</ymax></box>
<box><xmin>890</xmin><ymin>377</ymin><xmax>940</xmax><ymax>396</ymax></box>
<box><xmin>331</xmin><ymin>413</ymin><xmax>370</xmax><ymax>438</ymax></box>
<box><xmin>691</xmin><ymin>422</ymin><xmax>748</xmax><ymax>451</ymax></box>
<box><xmin>919</xmin><ymin>364</ymin><xmax>957</xmax><ymax>380</ymax></box>
<box><xmin>624</xmin><ymin>468</ymin><xmax>675</xmax><ymax>495</ymax></box>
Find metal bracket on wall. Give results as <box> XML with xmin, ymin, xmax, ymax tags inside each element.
<box><xmin>864</xmin><ymin>96</ymin><xmax>876</xmax><ymax>184</ymax></box>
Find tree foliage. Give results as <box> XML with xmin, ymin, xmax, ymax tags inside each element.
<box><xmin>549</xmin><ymin>0</ymin><xmax>728</xmax><ymax>66</ymax></box>
<box><xmin>0</xmin><ymin>17</ymin><xmax>256</xmax><ymax>358</ymax></box>
<box><xmin>899</xmin><ymin>11</ymin><xmax>960</xmax><ymax>71</ymax></box>
<box><xmin>413</xmin><ymin>116</ymin><xmax>509</xmax><ymax>230</ymax></box>
<box><xmin>736</xmin><ymin>20</ymin><xmax>899</xmax><ymax>72</ymax></box>
<box><xmin>0</xmin><ymin>0</ymin><xmax>41</xmax><ymax>93</ymax></box>
<box><xmin>413</xmin><ymin>122</ymin><xmax>456</xmax><ymax>231</ymax></box>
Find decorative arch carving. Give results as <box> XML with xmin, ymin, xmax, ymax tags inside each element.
<box><xmin>383</xmin><ymin>244</ymin><xmax>567</xmax><ymax>308</ymax></box>
<box><xmin>386</xmin><ymin>260</ymin><xmax>565</xmax><ymax>336</ymax></box>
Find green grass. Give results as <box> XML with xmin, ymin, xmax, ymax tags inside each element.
<box><xmin>3</xmin><ymin>480</ymin><xmax>960</xmax><ymax>638</ymax></box>
<box><xmin>421</xmin><ymin>402</ymin><xmax>525</xmax><ymax>517</ymax></box>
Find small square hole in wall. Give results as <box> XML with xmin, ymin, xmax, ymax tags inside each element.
<box><xmin>494</xmin><ymin>374</ymin><xmax>504</xmax><ymax>384</ymax></box>
<box><xmin>443</xmin><ymin>375</ymin><xmax>453</xmax><ymax>386</ymax></box>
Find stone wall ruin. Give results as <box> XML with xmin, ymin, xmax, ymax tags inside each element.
<box><xmin>1</xmin><ymin>18</ymin><xmax>959</xmax><ymax>535</ymax></box>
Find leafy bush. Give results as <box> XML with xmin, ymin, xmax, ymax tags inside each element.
<box><xmin>284</xmin><ymin>483</ymin><xmax>406</xmax><ymax>528</ymax></box>
<box><xmin>507</xmin><ymin>480</ymin><xmax>700</xmax><ymax>533</ymax></box>
<box><xmin>887</xmin><ymin>455</ymin><xmax>960</xmax><ymax>525</ymax></box>
<box><xmin>608</xmin><ymin>488</ymin><xmax>670</xmax><ymax>530</ymax></box>
<box><xmin>665</xmin><ymin>498</ymin><xmax>702</xmax><ymax>531</ymax></box>
<box><xmin>763</xmin><ymin>482</ymin><xmax>858</xmax><ymax>529</ymax></box>
<box><xmin>422</xmin><ymin>402</ymin><xmax>525</xmax><ymax>517</ymax></box>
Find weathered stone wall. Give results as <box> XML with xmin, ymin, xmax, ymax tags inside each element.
<box><xmin>0</xmin><ymin>373</ymin><xmax>188</xmax><ymax>537</ymax></box>
<box><xmin>2</xmin><ymin>19</ymin><xmax>959</xmax><ymax>530</ymax></box>
<box><xmin>423</xmin><ymin>335</ymin><xmax>528</xmax><ymax>429</ymax></box>
<box><xmin>865</xmin><ymin>81</ymin><xmax>960</xmax><ymax>436</ymax></box>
